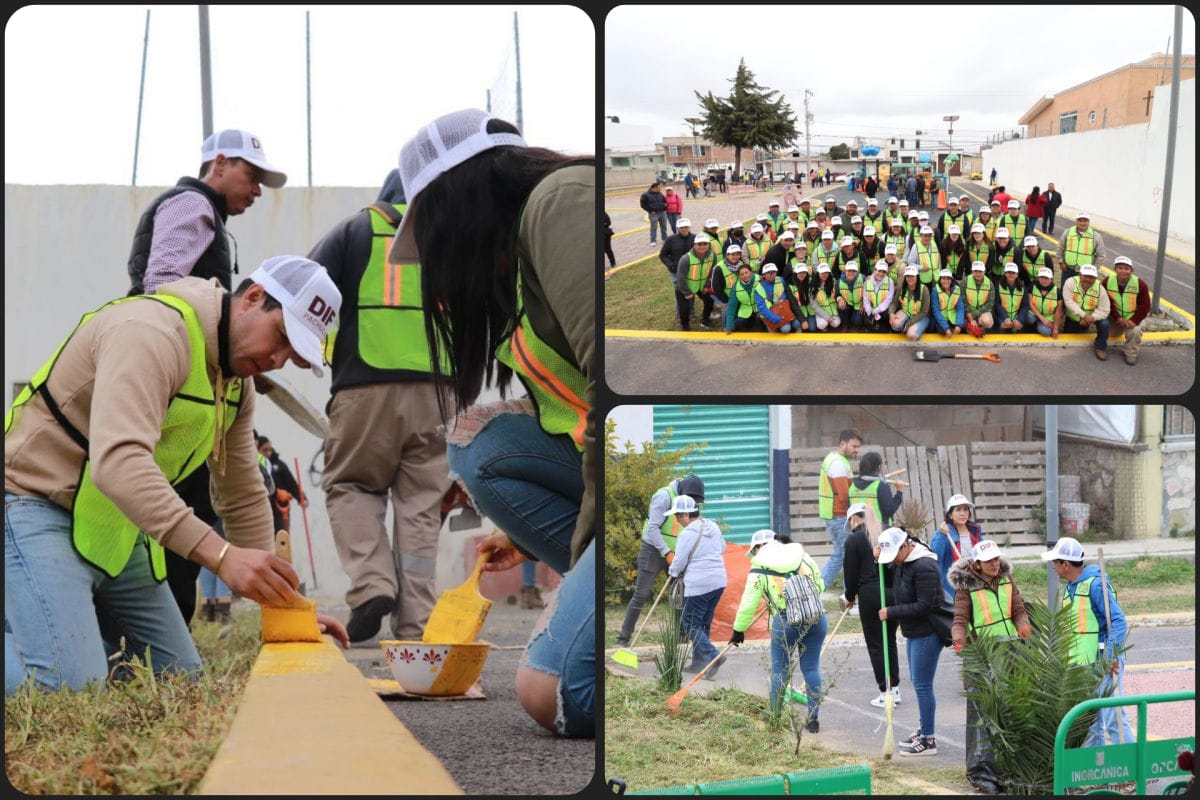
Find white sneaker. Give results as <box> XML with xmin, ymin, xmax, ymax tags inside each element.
<box><xmin>891</xmin><ymin>686</ymin><xmax>902</xmax><ymax>704</ymax></box>
<box><xmin>849</xmin><ymin>605</ymin><xmax>860</xmax><ymax>616</ymax></box>
<box><xmin>870</xmin><ymin>691</ymin><xmax>888</xmax><ymax>708</ymax></box>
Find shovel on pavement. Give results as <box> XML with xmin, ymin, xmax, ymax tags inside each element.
<box><xmin>913</xmin><ymin>349</ymin><xmax>1000</xmax><ymax>363</ymax></box>
<box><xmin>612</xmin><ymin>576</ymin><xmax>674</xmax><ymax>670</ymax></box>
<box><xmin>422</xmin><ymin>551</ymin><xmax>492</xmax><ymax>644</ymax></box>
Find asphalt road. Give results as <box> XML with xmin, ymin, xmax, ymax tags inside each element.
<box><xmin>340</xmin><ymin>601</ymin><xmax>596</xmax><ymax>795</ymax></box>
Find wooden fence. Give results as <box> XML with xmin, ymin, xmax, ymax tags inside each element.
<box><xmin>789</xmin><ymin>441</ymin><xmax>1046</xmax><ymax>556</ymax></box>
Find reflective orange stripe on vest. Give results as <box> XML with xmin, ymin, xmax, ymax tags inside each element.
<box><xmin>508</xmin><ymin>325</ymin><xmax>587</xmax><ymax>447</ymax></box>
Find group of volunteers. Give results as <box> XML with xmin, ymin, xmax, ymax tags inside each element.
<box><xmin>657</xmin><ymin>189</ymin><xmax>1150</xmax><ymax>364</ymax></box>
<box><xmin>5</xmin><ymin>110</ymin><xmax>595</xmax><ymax>738</ymax></box>
<box><xmin>614</xmin><ymin>430</ymin><xmax>1132</xmax><ymax>795</ymax></box>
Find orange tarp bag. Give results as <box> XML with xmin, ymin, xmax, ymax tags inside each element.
<box><xmin>711</xmin><ymin>544</ymin><xmax>772</xmax><ymax>643</ymax></box>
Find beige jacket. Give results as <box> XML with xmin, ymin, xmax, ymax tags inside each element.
<box><xmin>5</xmin><ymin>277</ymin><xmax>273</xmax><ymax>559</ymax></box>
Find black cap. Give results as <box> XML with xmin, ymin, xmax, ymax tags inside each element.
<box><xmin>677</xmin><ymin>474</ymin><xmax>705</xmax><ymax>503</ymax></box>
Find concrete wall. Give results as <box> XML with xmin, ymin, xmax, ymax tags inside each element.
<box><xmin>3</xmin><ymin>183</ymin><xmax>496</xmax><ymax>600</ymax></box>
<box><xmin>790</xmin><ymin>405</ymin><xmax>1030</xmax><ymax>450</ymax></box>
<box><xmin>984</xmin><ymin>78</ymin><xmax>1195</xmax><ymax>243</ymax></box>
<box><xmin>1162</xmin><ymin>445</ymin><xmax>1196</xmax><ymax>536</ymax></box>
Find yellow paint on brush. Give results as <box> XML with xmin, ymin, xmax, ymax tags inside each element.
<box><xmin>198</xmin><ymin>638</ymin><xmax>462</xmax><ymax>795</ymax></box>
<box><xmin>422</xmin><ymin>552</ymin><xmax>492</xmax><ymax>644</ymax></box>
<box><xmin>260</xmin><ymin>596</ymin><xmax>323</xmax><ymax>643</ymax></box>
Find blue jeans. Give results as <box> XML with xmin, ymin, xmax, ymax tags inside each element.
<box><xmin>446</xmin><ymin>412</ymin><xmax>592</xmax><ymax>736</ymax></box>
<box><xmin>892</xmin><ymin>315</ymin><xmax>930</xmax><ymax>340</ymax></box>
<box><xmin>680</xmin><ymin>586</ymin><xmax>725</xmax><ymax>666</ymax></box>
<box><xmin>648</xmin><ymin>211</ymin><xmax>668</xmax><ymax>243</ymax></box>
<box><xmin>769</xmin><ymin>611</ymin><xmax>828</xmax><ymax>717</ymax></box>
<box><xmin>1064</xmin><ymin>316</ymin><xmax>1111</xmax><ymax>351</ymax></box>
<box><xmin>666</xmin><ymin>212</ymin><xmax>679</xmax><ymax>233</ymax></box>
<box><xmin>821</xmin><ymin>517</ymin><xmax>848</xmax><ymax>589</ymax></box>
<box><xmin>906</xmin><ymin>631</ymin><xmax>944</xmax><ymax>738</ymax></box>
<box><xmin>1085</xmin><ymin>662</ymin><xmax>1135</xmax><ymax>746</ymax></box>
<box><xmin>5</xmin><ymin>493</ymin><xmax>202</xmax><ymax>696</ymax></box>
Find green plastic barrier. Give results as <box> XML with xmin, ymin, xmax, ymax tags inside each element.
<box><xmin>1053</xmin><ymin>690</ymin><xmax>1195</xmax><ymax>795</ymax></box>
<box><xmin>696</xmin><ymin>774</ymin><xmax>787</xmax><ymax>795</ymax></box>
<box><xmin>784</xmin><ymin>764</ymin><xmax>872</xmax><ymax>795</ymax></box>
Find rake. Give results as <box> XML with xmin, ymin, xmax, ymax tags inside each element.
<box><xmin>611</xmin><ymin>577</ymin><xmax>674</xmax><ymax>669</ymax></box>
<box><xmin>666</xmin><ymin>605</ymin><xmax>769</xmax><ymax>716</ymax></box>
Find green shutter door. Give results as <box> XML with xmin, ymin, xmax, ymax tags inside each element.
<box><xmin>653</xmin><ymin>405</ymin><xmax>770</xmax><ymax>545</ymax></box>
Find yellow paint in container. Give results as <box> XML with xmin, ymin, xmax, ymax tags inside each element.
<box><xmin>380</xmin><ymin>640</ymin><xmax>491</xmax><ymax>696</ymax></box>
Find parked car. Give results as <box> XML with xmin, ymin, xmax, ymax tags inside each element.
<box><xmin>833</xmin><ymin>173</ymin><xmax>849</xmax><ymax>183</ymax></box>
<box><xmin>968</xmin><ymin>170</ymin><xmax>983</xmax><ymax>181</ymax></box>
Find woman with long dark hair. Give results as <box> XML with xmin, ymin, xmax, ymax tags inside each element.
<box><xmin>390</xmin><ymin>109</ymin><xmax>594</xmax><ymax>737</ymax></box>
<box><xmin>888</xmin><ymin>265</ymin><xmax>931</xmax><ymax>340</ymax></box>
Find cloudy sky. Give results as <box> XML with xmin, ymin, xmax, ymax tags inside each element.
<box><xmin>606</xmin><ymin>4</ymin><xmax>1193</xmax><ymax>154</ymax></box>
<box><xmin>5</xmin><ymin>5</ymin><xmax>595</xmax><ymax>187</ymax></box>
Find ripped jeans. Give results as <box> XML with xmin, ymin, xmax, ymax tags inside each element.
<box><xmin>446</xmin><ymin>409</ymin><xmax>593</xmax><ymax>737</ymax></box>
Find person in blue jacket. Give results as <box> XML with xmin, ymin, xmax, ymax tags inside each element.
<box><xmin>930</xmin><ymin>493</ymin><xmax>983</xmax><ymax>601</ymax></box>
<box><xmin>753</xmin><ymin>263</ymin><xmax>800</xmax><ymax>333</ymax></box>
<box><xmin>930</xmin><ymin>269</ymin><xmax>965</xmax><ymax>337</ymax></box>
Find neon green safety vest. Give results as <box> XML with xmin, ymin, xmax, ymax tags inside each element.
<box><xmin>1063</xmin><ymin>575</ymin><xmax>1102</xmax><ymax>665</ymax></box>
<box><xmin>913</xmin><ymin>241</ymin><xmax>940</xmax><ymax>283</ymax></box>
<box><xmin>938</xmin><ymin>285</ymin><xmax>962</xmax><ymax>315</ymax></box>
<box><xmin>1003</xmin><ymin>214</ymin><xmax>1027</xmax><ymax>242</ymax></box>
<box><xmin>818</xmin><ymin>451</ymin><xmax>852</xmax><ymax>519</ymax></box>
<box><xmin>943</xmin><ymin>248</ymin><xmax>965</xmax><ymax>275</ymax></box>
<box><xmin>968</xmin><ymin>241</ymin><xmax>992</xmax><ymax>270</ymax></box>
<box><xmin>863</xmin><ymin>212</ymin><xmax>885</xmax><ymax>232</ymax></box>
<box><xmin>969</xmin><ymin>576</ymin><xmax>1018</xmax><ymax>639</ymax></box>
<box><xmin>360</xmin><ymin>204</ymin><xmax>445</xmax><ymax>372</ymax></box>
<box><xmin>754</xmin><ymin>278</ymin><xmax>786</xmax><ymax>313</ymax></box>
<box><xmin>997</xmin><ymin>281</ymin><xmax>1025</xmax><ymax>316</ymax></box>
<box><xmin>884</xmin><ymin>257</ymin><xmax>904</xmax><ymax>286</ymax></box>
<box><xmin>983</xmin><ymin>216</ymin><xmax>999</xmax><ymax>241</ymax></box>
<box><xmin>1021</xmin><ymin>249</ymin><xmax>1050</xmax><ymax>284</ymax></box>
<box><xmin>1030</xmin><ymin>284</ymin><xmax>1060</xmax><ymax>318</ymax></box>
<box><xmin>4</xmin><ymin>294</ymin><xmax>243</xmax><ymax>580</ymax></box>
<box><xmin>1067</xmin><ymin>280</ymin><xmax>1102</xmax><ymax>321</ymax></box>
<box><xmin>732</xmin><ymin>278</ymin><xmax>758</xmax><ymax>319</ymax></box>
<box><xmin>685</xmin><ymin>249</ymin><xmax>716</xmax><ymax>293</ymax></box>
<box><xmin>900</xmin><ymin>288</ymin><xmax>923</xmax><ymax>318</ymax></box>
<box><xmin>813</xmin><ymin>285</ymin><xmax>838</xmax><ymax>316</ymax></box>
<box><xmin>838</xmin><ymin>276</ymin><xmax>863</xmax><ymax>310</ymax></box>
<box><xmin>745</xmin><ymin>238</ymin><xmax>770</xmax><ymax>271</ymax></box>
<box><xmin>716</xmin><ymin>260</ymin><xmax>740</xmax><ymax>291</ymax></box>
<box><xmin>865</xmin><ymin>279</ymin><xmax>889</xmax><ymax>311</ymax></box>
<box><xmin>767</xmin><ymin>212</ymin><xmax>787</xmax><ymax>235</ymax></box>
<box><xmin>1063</xmin><ymin>227</ymin><xmax>1095</xmax><ymax>267</ymax></box>
<box><xmin>642</xmin><ymin>484</ymin><xmax>685</xmax><ymax>551</ymax></box>
<box><xmin>964</xmin><ymin>276</ymin><xmax>993</xmax><ymax>314</ymax></box>
<box><xmin>847</xmin><ymin>479</ymin><xmax>881</xmax><ymax>521</ymax></box>
<box><xmin>1105</xmin><ymin>274</ymin><xmax>1140</xmax><ymax>320</ymax></box>
<box><xmin>959</xmin><ymin>210</ymin><xmax>975</xmax><ymax>228</ymax></box>
<box><xmin>495</xmin><ymin>272</ymin><xmax>588</xmax><ymax>451</ymax></box>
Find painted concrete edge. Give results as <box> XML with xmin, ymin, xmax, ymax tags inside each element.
<box><xmin>604</xmin><ymin>328</ymin><xmax>1196</xmax><ymax>345</ymax></box>
<box><xmin>197</xmin><ymin>638</ymin><xmax>463</xmax><ymax>796</ymax></box>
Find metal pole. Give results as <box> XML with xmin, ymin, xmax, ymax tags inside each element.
<box><xmin>305</xmin><ymin>11</ymin><xmax>312</xmax><ymax>187</ymax></box>
<box><xmin>513</xmin><ymin>11</ymin><xmax>523</xmax><ymax>134</ymax></box>
<box><xmin>198</xmin><ymin>6</ymin><xmax>213</xmax><ymax>139</ymax></box>
<box><xmin>1151</xmin><ymin>6</ymin><xmax>1183</xmax><ymax>315</ymax></box>
<box><xmin>804</xmin><ymin>89</ymin><xmax>813</xmax><ymax>186</ymax></box>
<box><xmin>1045</xmin><ymin>405</ymin><xmax>1060</xmax><ymax>608</ymax></box>
<box><xmin>132</xmin><ymin>9</ymin><xmax>150</xmax><ymax>186</ymax></box>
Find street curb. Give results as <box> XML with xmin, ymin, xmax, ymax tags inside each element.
<box><xmin>197</xmin><ymin>638</ymin><xmax>462</xmax><ymax>795</ymax></box>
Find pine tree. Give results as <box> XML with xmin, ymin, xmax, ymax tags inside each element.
<box><xmin>694</xmin><ymin>59</ymin><xmax>798</xmax><ymax>176</ymax></box>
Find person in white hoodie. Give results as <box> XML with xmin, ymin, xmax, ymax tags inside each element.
<box><xmin>728</xmin><ymin>529</ymin><xmax>827</xmax><ymax>730</ymax></box>
<box><xmin>666</xmin><ymin>494</ymin><xmax>728</xmax><ymax>678</ymax></box>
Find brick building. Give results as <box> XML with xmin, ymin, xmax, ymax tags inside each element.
<box><xmin>1019</xmin><ymin>52</ymin><xmax>1196</xmax><ymax>138</ymax></box>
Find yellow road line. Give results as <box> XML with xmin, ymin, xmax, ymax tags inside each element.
<box><xmin>1125</xmin><ymin>660</ymin><xmax>1194</xmax><ymax>672</ymax></box>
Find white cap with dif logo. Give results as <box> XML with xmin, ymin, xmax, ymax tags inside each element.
<box><xmin>248</xmin><ymin>256</ymin><xmax>342</xmax><ymax>377</ymax></box>
<box><xmin>201</xmin><ymin>129</ymin><xmax>287</xmax><ymax>188</ymax></box>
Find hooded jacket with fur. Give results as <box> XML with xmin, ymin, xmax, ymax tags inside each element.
<box><xmin>947</xmin><ymin>554</ymin><xmax>1031</xmax><ymax>645</ymax></box>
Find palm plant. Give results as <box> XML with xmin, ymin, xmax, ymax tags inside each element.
<box><xmin>960</xmin><ymin>600</ymin><xmax>1112</xmax><ymax>795</ymax></box>
<box><xmin>653</xmin><ymin>604</ymin><xmax>692</xmax><ymax>692</ymax></box>
<box><xmin>892</xmin><ymin>497</ymin><xmax>934</xmax><ymax>540</ymax></box>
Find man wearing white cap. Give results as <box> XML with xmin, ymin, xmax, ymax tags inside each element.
<box><xmin>744</xmin><ymin>222</ymin><xmax>771</xmax><ymax>272</ymax></box>
<box><xmin>659</xmin><ymin>217</ymin><xmax>696</xmax><ymax>282</ymax></box>
<box><xmin>906</xmin><ymin>225</ymin><xmax>942</xmax><ymax>286</ymax></box>
<box><xmin>1020</xmin><ymin>234</ymin><xmax>1056</xmax><ymax>289</ymax></box>
<box><xmin>976</xmin><ymin>205</ymin><xmax>998</xmax><ymax>242</ymax></box>
<box><xmin>1000</xmin><ymin>198</ymin><xmax>1029</xmax><ymax>244</ymax></box>
<box><xmin>862</xmin><ymin>260</ymin><xmax>896</xmax><ymax>331</ymax></box>
<box><xmin>675</xmin><ymin>232</ymin><xmax>718</xmax><ymax>330</ymax></box>
<box><xmin>126</xmin><ymin>128</ymin><xmax>289</xmax><ymax>622</ymax></box>
<box><xmin>764</xmin><ymin>229</ymin><xmax>798</xmax><ymax>279</ymax></box>
<box><xmin>948</xmin><ymin>539</ymin><xmax>1031</xmax><ymax>794</ymax></box>
<box><xmin>1041</xmin><ymin>537</ymin><xmax>1134</xmax><ymax>747</ymax></box>
<box><xmin>1026</xmin><ymin>266</ymin><xmax>1064</xmax><ymax>339</ymax></box>
<box><xmin>1058</xmin><ymin>211</ymin><xmax>1106</xmax><ymax>284</ymax></box>
<box><xmin>1062</xmin><ymin>264</ymin><xmax>1112</xmax><ymax>360</ymax></box>
<box><xmin>702</xmin><ymin>218</ymin><xmax>722</xmax><ymax>246</ymax></box>
<box><xmin>936</xmin><ymin>195</ymin><xmax>969</xmax><ymax>242</ymax></box>
<box><xmin>835</xmin><ymin>234</ymin><xmax>861</xmax><ymax>279</ymax></box>
<box><xmin>766</xmin><ymin>200</ymin><xmax>787</xmax><ymax>238</ymax></box>
<box><xmin>863</xmin><ymin>197</ymin><xmax>886</xmax><ymax>233</ymax></box>
<box><xmin>956</xmin><ymin>194</ymin><xmax>975</xmax><ymax>229</ymax></box>
<box><xmin>798</xmin><ymin>196</ymin><xmax>814</xmax><ymax>226</ymax></box>
<box><xmin>813</xmin><ymin>228</ymin><xmax>840</xmax><ymax>271</ymax></box>
<box><xmin>5</xmin><ymin>257</ymin><xmax>350</xmax><ymax>696</ymax></box>
<box><xmin>963</xmin><ymin>261</ymin><xmax>995</xmax><ymax>337</ymax></box>
<box><xmin>990</xmin><ymin>228</ymin><xmax>1018</xmax><ymax>281</ymax></box>
<box><xmin>1105</xmin><ymin>255</ymin><xmax>1150</xmax><ymax>365</ymax></box>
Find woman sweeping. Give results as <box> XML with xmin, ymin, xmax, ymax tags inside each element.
<box><xmin>391</xmin><ymin>108</ymin><xmax>594</xmax><ymax>737</ymax></box>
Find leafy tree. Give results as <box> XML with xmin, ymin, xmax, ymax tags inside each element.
<box><xmin>828</xmin><ymin>143</ymin><xmax>850</xmax><ymax>160</ymax></box>
<box><xmin>604</xmin><ymin>419</ymin><xmax>704</xmax><ymax>602</ymax></box>
<box><xmin>694</xmin><ymin>58</ymin><xmax>798</xmax><ymax>176</ymax></box>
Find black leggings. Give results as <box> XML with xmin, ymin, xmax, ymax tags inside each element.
<box><xmin>857</xmin><ymin>582</ymin><xmax>901</xmax><ymax>692</ymax></box>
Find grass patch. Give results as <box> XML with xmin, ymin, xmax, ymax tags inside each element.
<box><xmin>604</xmin><ymin>257</ymin><xmax>677</xmax><ymax>330</ymax></box>
<box><xmin>4</xmin><ymin>607</ymin><xmax>262</xmax><ymax>795</ymax></box>
<box><xmin>605</xmin><ymin>672</ymin><xmax>963</xmax><ymax>795</ymax></box>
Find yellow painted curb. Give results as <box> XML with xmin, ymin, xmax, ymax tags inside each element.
<box><xmin>197</xmin><ymin>639</ymin><xmax>462</xmax><ymax>795</ymax></box>
<box><xmin>604</xmin><ymin>327</ymin><xmax>1194</xmax><ymax>345</ymax></box>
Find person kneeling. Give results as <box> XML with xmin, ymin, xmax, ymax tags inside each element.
<box><xmin>810</xmin><ymin>263</ymin><xmax>842</xmax><ymax>332</ymax></box>
<box><xmin>995</xmin><ymin>263</ymin><xmax>1028</xmax><ymax>333</ymax></box>
<box><xmin>889</xmin><ymin>265</ymin><xmax>931</xmax><ymax>341</ymax></box>
<box><xmin>753</xmin><ymin>263</ymin><xmax>800</xmax><ymax>334</ymax></box>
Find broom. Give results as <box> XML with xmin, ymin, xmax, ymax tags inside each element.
<box><xmin>612</xmin><ymin>576</ymin><xmax>674</xmax><ymax>669</ymax></box>
<box><xmin>666</xmin><ymin>604</ymin><xmax>768</xmax><ymax>716</ymax></box>
<box><xmin>1097</xmin><ymin>547</ymin><xmax>1128</xmax><ymax>745</ymax></box>
<box><xmin>879</xmin><ymin>561</ymin><xmax>896</xmax><ymax>759</ymax></box>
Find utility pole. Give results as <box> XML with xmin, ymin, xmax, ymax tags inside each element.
<box><xmin>513</xmin><ymin>11</ymin><xmax>523</xmax><ymax>133</ymax></box>
<box><xmin>684</xmin><ymin>116</ymin><xmax>703</xmax><ymax>179</ymax></box>
<box><xmin>804</xmin><ymin>89</ymin><xmax>814</xmax><ymax>185</ymax></box>
<box><xmin>198</xmin><ymin>6</ymin><xmax>213</xmax><ymax>139</ymax></box>
<box><xmin>1152</xmin><ymin>5</ymin><xmax>1183</xmax><ymax>314</ymax></box>
<box><xmin>943</xmin><ymin>114</ymin><xmax>959</xmax><ymax>185</ymax></box>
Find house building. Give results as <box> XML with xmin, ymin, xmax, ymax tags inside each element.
<box><xmin>1019</xmin><ymin>52</ymin><xmax>1196</xmax><ymax>138</ymax></box>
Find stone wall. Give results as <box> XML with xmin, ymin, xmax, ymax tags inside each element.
<box><xmin>1058</xmin><ymin>439</ymin><xmax>1152</xmax><ymax>538</ymax></box>
<box><xmin>1162</xmin><ymin>445</ymin><xmax>1197</xmax><ymax>536</ymax></box>
<box><xmin>791</xmin><ymin>405</ymin><xmax>1029</xmax><ymax>450</ymax></box>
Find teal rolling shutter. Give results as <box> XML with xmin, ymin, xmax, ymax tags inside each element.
<box><xmin>653</xmin><ymin>405</ymin><xmax>770</xmax><ymax>544</ymax></box>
